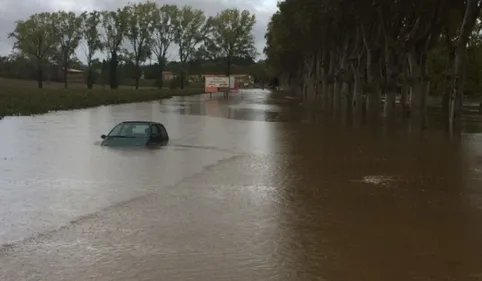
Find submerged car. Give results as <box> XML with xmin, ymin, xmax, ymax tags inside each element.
<box><xmin>101</xmin><ymin>121</ymin><xmax>169</xmax><ymax>147</ymax></box>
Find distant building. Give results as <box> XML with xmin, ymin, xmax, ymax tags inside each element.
<box><xmin>162</xmin><ymin>71</ymin><xmax>174</xmax><ymax>81</ymax></box>
<box><xmin>60</xmin><ymin>68</ymin><xmax>84</xmax><ymax>84</ymax></box>
<box><xmin>65</xmin><ymin>68</ymin><xmax>84</xmax><ymax>74</ymax></box>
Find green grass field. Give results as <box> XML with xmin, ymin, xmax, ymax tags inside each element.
<box><xmin>0</xmin><ymin>78</ymin><xmax>205</xmax><ymax>117</ymax></box>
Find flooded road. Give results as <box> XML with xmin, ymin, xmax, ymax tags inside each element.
<box><xmin>1</xmin><ymin>89</ymin><xmax>482</xmax><ymax>280</ymax></box>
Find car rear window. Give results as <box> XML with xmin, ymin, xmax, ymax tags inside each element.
<box><xmin>131</xmin><ymin>124</ymin><xmax>149</xmax><ymax>134</ymax></box>
<box><xmin>109</xmin><ymin>123</ymin><xmax>150</xmax><ymax>137</ymax></box>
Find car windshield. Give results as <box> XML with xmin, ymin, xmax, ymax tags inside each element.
<box><xmin>107</xmin><ymin>123</ymin><xmax>150</xmax><ymax>138</ymax></box>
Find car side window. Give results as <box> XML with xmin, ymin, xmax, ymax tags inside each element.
<box><xmin>108</xmin><ymin>124</ymin><xmax>123</xmax><ymax>136</ymax></box>
<box><xmin>150</xmin><ymin>124</ymin><xmax>160</xmax><ymax>136</ymax></box>
<box><xmin>131</xmin><ymin>125</ymin><xmax>148</xmax><ymax>135</ymax></box>
<box><xmin>156</xmin><ymin>124</ymin><xmax>168</xmax><ymax>139</ymax></box>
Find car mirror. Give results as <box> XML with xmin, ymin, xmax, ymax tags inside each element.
<box><xmin>101</xmin><ymin>134</ymin><xmax>106</xmax><ymax>139</ymax></box>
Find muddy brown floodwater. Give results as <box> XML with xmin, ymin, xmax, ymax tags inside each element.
<box><xmin>1</xmin><ymin>89</ymin><xmax>482</xmax><ymax>280</ymax></box>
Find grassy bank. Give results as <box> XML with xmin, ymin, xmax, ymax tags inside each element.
<box><xmin>0</xmin><ymin>86</ymin><xmax>204</xmax><ymax>117</ymax></box>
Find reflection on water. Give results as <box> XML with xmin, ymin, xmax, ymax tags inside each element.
<box><xmin>171</xmin><ymin>90</ymin><xmax>303</xmax><ymax>123</ymax></box>
<box><xmin>0</xmin><ymin>90</ymin><xmax>482</xmax><ymax>280</ymax></box>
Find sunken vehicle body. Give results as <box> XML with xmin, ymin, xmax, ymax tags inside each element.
<box><xmin>101</xmin><ymin>121</ymin><xmax>169</xmax><ymax>147</ymax></box>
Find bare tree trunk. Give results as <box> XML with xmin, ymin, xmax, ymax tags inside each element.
<box><xmin>385</xmin><ymin>88</ymin><xmax>396</xmax><ymax>118</ymax></box>
<box><xmin>361</xmin><ymin>24</ymin><xmax>382</xmax><ymax>122</ymax></box>
<box><xmin>400</xmin><ymin>80</ymin><xmax>409</xmax><ymax>117</ymax></box>
<box><xmin>384</xmin><ymin>47</ymin><xmax>399</xmax><ymax>119</ymax></box>
<box><xmin>87</xmin><ymin>66</ymin><xmax>94</xmax><ymax>89</ymax></box>
<box><xmin>333</xmin><ymin>75</ymin><xmax>341</xmax><ymax>115</ymax></box>
<box><xmin>326</xmin><ymin>51</ymin><xmax>335</xmax><ymax>111</ymax></box>
<box><xmin>407</xmin><ymin>50</ymin><xmax>428</xmax><ymax>129</ymax></box>
<box><xmin>37</xmin><ymin>66</ymin><xmax>43</xmax><ymax>89</ymax></box>
<box><xmin>303</xmin><ymin>56</ymin><xmax>315</xmax><ymax>102</ymax></box>
<box><xmin>101</xmin><ymin>60</ymin><xmax>107</xmax><ymax>89</ymax></box>
<box><xmin>352</xmin><ymin>65</ymin><xmax>363</xmax><ymax>118</ymax></box>
<box><xmin>109</xmin><ymin>51</ymin><xmax>119</xmax><ymax>89</ymax></box>
<box><xmin>310</xmin><ymin>55</ymin><xmax>317</xmax><ymax>102</ymax></box>
<box><xmin>179</xmin><ymin>49</ymin><xmax>185</xmax><ymax>90</ymax></box>
<box><xmin>134</xmin><ymin>57</ymin><xmax>141</xmax><ymax>90</ymax></box>
<box><xmin>63</xmin><ymin>66</ymin><xmax>68</xmax><ymax>89</ymax></box>
<box><xmin>156</xmin><ymin>56</ymin><xmax>166</xmax><ymax>88</ymax></box>
<box><xmin>441</xmin><ymin>29</ymin><xmax>455</xmax><ymax>120</ymax></box>
<box><xmin>315</xmin><ymin>51</ymin><xmax>323</xmax><ymax>104</ymax></box>
<box><xmin>226</xmin><ymin>55</ymin><xmax>232</xmax><ymax>77</ymax></box>
<box><xmin>321</xmin><ymin>50</ymin><xmax>329</xmax><ymax>109</ymax></box>
<box><xmin>400</xmin><ymin>60</ymin><xmax>410</xmax><ymax>117</ymax></box>
<box><xmin>449</xmin><ymin>0</ymin><xmax>481</xmax><ymax>129</ymax></box>
<box><xmin>366</xmin><ymin>48</ymin><xmax>382</xmax><ymax>121</ymax></box>
<box><xmin>341</xmin><ymin>75</ymin><xmax>351</xmax><ymax>118</ymax></box>
<box><xmin>334</xmin><ymin>51</ymin><xmax>347</xmax><ymax>117</ymax></box>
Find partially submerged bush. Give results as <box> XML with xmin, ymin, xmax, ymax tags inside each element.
<box><xmin>0</xmin><ymin>87</ymin><xmax>204</xmax><ymax>116</ymax></box>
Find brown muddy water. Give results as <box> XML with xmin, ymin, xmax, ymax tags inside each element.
<box><xmin>1</xmin><ymin>89</ymin><xmax>482</xmax><ymax>280</ymax></box>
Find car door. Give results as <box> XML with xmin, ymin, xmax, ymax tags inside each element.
<box><xmin>148</xmin><ymin>124</ymin><xmax>162</xmax><ymax>144</ymax></box>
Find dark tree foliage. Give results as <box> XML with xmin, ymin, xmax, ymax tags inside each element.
<box><xmin>264</xmin><ymin>0</ymin><xmax>482</xmax><ymax>127</ymax></box>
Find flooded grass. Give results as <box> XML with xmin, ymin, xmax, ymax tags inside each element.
<box><xmin>0</xmin><ymin>87</ymin><xmax>205</xmax><ymax>116</ymax></box>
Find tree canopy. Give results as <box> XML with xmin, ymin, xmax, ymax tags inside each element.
<box><xmin>264</xmin><ymin>0</ymin><xmax>482</xmax><ymax>127</ymax></box>
<box><xmin>5</xmin><ymin>3</ymin><xmax>258</xmax><ymax>90</ymax></box>
<box><xmin>203</xmin><ymin>9</ymin><xmax>257</xmax><ymax>76</ymax></box>
<box><xmin>8</xmin><ymin>12</ymin><xmax>58</xmax><ymax>88</ymax></box>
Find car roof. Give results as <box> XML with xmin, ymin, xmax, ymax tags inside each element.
<box><xmin>120</xmin><ymin>121</ymin><xmax>163</xmax><ymax>125</ymax></box>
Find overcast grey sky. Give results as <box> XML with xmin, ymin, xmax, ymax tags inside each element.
<box><xmin>0</xmin><ymin>0</ymin><xmax>277</xmax><ymax>61</ymax></box>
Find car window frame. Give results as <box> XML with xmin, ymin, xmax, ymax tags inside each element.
<box><xmin>107</xmin><ymin>123</ymin><xmax>150</xmax><ymax>138</ymax></box>
<box><xmin>156</xmin><ymin>124</ymin><xmax>168</xmax><ymax>140</ymax></box>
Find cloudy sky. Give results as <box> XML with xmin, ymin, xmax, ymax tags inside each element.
<box><xmin>0</xmin><ymin>0</ymin><xmax>277</xmax><ymax>61</ymax></box>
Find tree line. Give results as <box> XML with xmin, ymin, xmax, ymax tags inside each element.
<box><xmin>5</xmin><ymin>2</ymin><xmax>258</xmax><ymax>89</ymax></box>
<box><xmin>0</xmin><ymin>53</ymin><xmax>270</xmax><ymax>88</ymax></box>
<box><xmin>264</xmin><ymin>0</ymin><xmax>482</xmax><ymax>128</ymax></box>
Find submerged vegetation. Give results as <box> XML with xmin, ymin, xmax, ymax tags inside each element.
<box><xmin>0</xmin><ymin>86</ymin><xmax>203</xmax><ymax>117</ymax></box>
<box><xmin>264</xmin><ymin>0</ymin><xmax>482</xmax><ymax>129</ymax></box>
